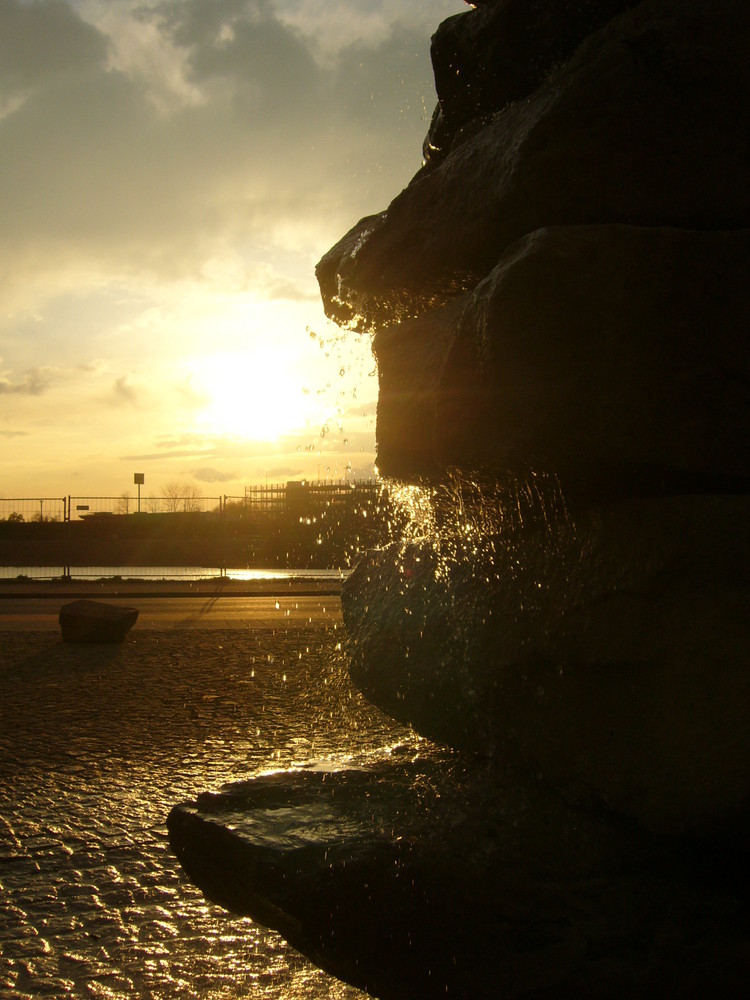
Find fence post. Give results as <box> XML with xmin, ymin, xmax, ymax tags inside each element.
<box><xmin>63</xmin><ymin>496</ymin><xmax>71</xmax><ymax>580</ymax></box>
<box><xmin>220</xmin><ymin>495</ymin><xmax>227</xmax><ymax>578</ymax></box>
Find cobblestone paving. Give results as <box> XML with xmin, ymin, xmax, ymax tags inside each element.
<box><xmin>0</xmin><ymin>623</ymin><xmax>408</xmax><ymax>998</ymax></box>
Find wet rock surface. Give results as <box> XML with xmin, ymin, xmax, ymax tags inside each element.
<box><xmin>318</xmin><ymin>0</ymin><xmax>750</xmax><ymax>497</ymax></box>
<box><xmin>169</xmin><ymin>756</ymin><xmax>750</xmax><ymax>999</ymax></box>
<box><xmin>343</xmin><ymin>493</ymin><xmax>750</xmax><ymax>835</ymax></box>
<box><xmin>425</xmin><ymin>0</ymin><xmax>640</xmax><ymax>166</ymax></box>
<box><xmin>375</xmin><ymin>225</ymin><xmax>750</xmax><ymax>496</ymax></box>
<box><xmin>321</xmin><ymin>0</ymin><xmax>750</xmax><ymax>842</ymax></box>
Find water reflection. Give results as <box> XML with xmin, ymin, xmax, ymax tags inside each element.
<box><xmin>0</xmin><ymin>623</ymin><xmax>407</xmax><ymax>998</ymax></box>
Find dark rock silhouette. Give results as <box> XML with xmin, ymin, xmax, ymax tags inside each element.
<box><xmin>425</xmin><ymin>0</ymin><xmax>641</xmax><ymax>167</ymax></box>
<box><xmin>59</xmin><ymin>599</ymin><xmax>138</xmax><ymax>643</ymax></box>
<box><xmin>344</xmin><ymin>494</ymin><xmax>750</xmax><ymax>835</ymax></box>
<box><xmin>375</xmin><ymin>225</ymin><xmax>750</xmax><ymax>497</ymax></box>
<box><xmin>318</xmin><ymin>0</ymin><xmax>750</xmax><ymax>831</ymax></box>
<box><xmin>318</xmin><ymin>0</ymin><xmax>750</xmax><ymax>492</ymax></box>
<box><xmin>168</xmin><ymin>754</ymin><xmax>750</xmax><ymax>999</ymax></box>
<box><xmin>170</xmin><ymin>0</ymin><xmax>750</xmax><ymax>995</ymax></box>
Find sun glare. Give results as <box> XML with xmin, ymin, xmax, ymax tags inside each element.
<box><xmin>190</xmin><ymin>349</ymin><xmax>319</xmax><ymax>441</ymax></box>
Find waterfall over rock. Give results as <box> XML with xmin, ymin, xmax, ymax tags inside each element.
<box><xmin>318</xmin><ymin>0</ymin><xmax>750</xmax><ymax>837</ymax></box>
<box><xmin>169</xmin><ymin>2</ymin><xmax>750</xmax><ymax>996</ymax></box>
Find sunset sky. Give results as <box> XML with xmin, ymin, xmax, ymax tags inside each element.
<box><xmin>0</xmin><ymin>0</ymin><xmax>465</xmax><ymax>503</ymax></box>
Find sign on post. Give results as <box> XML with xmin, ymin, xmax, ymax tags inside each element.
<box><xmin>134</xmin><ymin>473</ymin><xmax>145</xmax><ymax>513</ymax></box>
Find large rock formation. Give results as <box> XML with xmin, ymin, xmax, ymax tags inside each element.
<box><xmin>169</xmin><ymin>1</ymin><xmax>750</xmax><ymax>996</ymax></box>
<box><xmin>344</xmin><ymin>493</ymin><xmax>750</xmax><ymax>834</ymax></box>
<box><xmin>318</xmin><ymin>0</ymin><xmax>750</xmax><ymax>497</ymax></box>
<box><xmin>318</xmin><ymin>0</ymin><xmax>750</xmax><ymax>833</ymax></box>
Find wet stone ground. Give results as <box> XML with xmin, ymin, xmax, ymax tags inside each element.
<box><xmin>0</xmin><ymin>623</ymin><xmax>410</xmax><ymax>998</ymax></box>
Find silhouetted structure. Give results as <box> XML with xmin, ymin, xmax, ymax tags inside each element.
<box><xmin>0</xmin><ymin>480</ymin><xmax>391</xmax><ymax>577</ymax></box>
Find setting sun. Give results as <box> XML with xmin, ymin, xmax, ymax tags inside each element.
<box><xmin>188</xmin><ymin>349</ymin><xmax>321</xmax><ymax>441</ymax></box>
<box><xmin>0</xmin><ymin>0</ymin><xmax>449</xmax><ymax>499</ymax></box>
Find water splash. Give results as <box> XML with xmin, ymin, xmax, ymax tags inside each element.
<box><xmin>338</xmin><ymin>470</ymin><xmax>581</xmax><ymax>747</ymax></box>
<box><xmin>385</xmin><ymin>468</ymin><xmax>575</xmax><ymax>591</ymax></box>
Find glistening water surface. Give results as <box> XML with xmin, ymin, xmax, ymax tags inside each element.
<box><xmin>0</xmin><ymin>619</ymin><xmax>412</xmax><ymax>998</ymax></box>
<box><xmin>0</xmin><ymin>567</ymin><xmax>348</xmax><ymax>582</ymax></box>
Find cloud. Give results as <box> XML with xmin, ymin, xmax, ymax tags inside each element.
<box><xmin>78</xmin><ymin>359</ymin><xmax>110</xmax><ymax>374</ymax></box>
<box><xmin>193</xmin><ymin>466</ymin><xmax>239</xmax><ymax>483</ymax></box>
<box><xmin>341</xmin><ymin>400</ymin><xmax>378</xmax><ymax>419</ymax></box>
<box><xmin>175</xmin><ymin>375</ymin><xmax>209</xmax><ymax>408</ymax></box>
<box><xmin>0</xmin><ymin>0</ymin><xmax>459</xmax><ymax>303</ymax></box>
<box><xmin>106</xmin><ymin>375</ymin><xmax>141</xmax><ymax>406</ymax></box>
<box><xmin>0</xmin><ymin>367</ymin><xmax>53</xmax><ymax>394</ymax></box>
<box><xmin>151</xmin><ymin>431</ymin><xmax>217</xmax><ymax>449</ymax></box>
<box><xmin>121</xmin><ymin>431</ymin><xmax>222</xmax><ymax>460</ymax></box>
<box><xmin>122</xmin><ymin>447</ymin><xmax>215</xmax><ymax>461</ymax></box>
<box><xmin>247</xmin><ymin>264</ymin><xmax>317</xmax><ymax>301</ymax></box>
<box><xmin>198</xmin><ymin>258</ymin><xmax>317</xmax><ymax>299</ymax></box>
<box><xmin>274</xmin><ymin>1</ymin><xmax>468</xmax><ymax>65</ymax></box>
<box><xmin>0</xmin><ymin>0</ymin><xmax>108</xmax><ymax>98</ymax></box>
<box><xmin>154</xmin><ymin>0</ymin><xmax>321</xmax><ymax>102</ymax></box>
<box><xmin>264</xmin><ymin>463</ymin><xmax>299</xmax><ymax>480</ymax></box>
<box><xmin>0</xmin><ymin>0</ymin><xmax>461</xmax><ymax>497</ymax></box>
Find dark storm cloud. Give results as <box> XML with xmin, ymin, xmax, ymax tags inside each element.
<box><xmin>141</xmin><ymin>0</ymin><xmax>430</xmax><ymax>131</ymax></box>
<box><xmin>141</xmin><ymin>0</ymin><xmax>259</xmax><ymax>49</ymax></box>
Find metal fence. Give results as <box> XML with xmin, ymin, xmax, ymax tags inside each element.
<box><xmin>0</xmin><ymin>481</ymin><xmax>389</xmax><ymax>580</ymax></box>
<box><xmin>0</xmin><ymin>497</ymin><xmax>68</xmax><ymax>523</ymax></box>
<box><xmin>67</xmin><ymin>495</ymin><xmax>223</xmax><ymax>519</ymax></box>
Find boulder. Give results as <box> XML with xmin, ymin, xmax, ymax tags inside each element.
<box><xmin>319</xmin><ymin>0</ymin><xmax>750</xmax><ymax>832</ymax></box>
<box><xmin>342</xmin><ymin>493</ymin><xmax>750</xmax><ymax>835</ymax></box>
<box><xmin>59</xmin><ymin>599</ymin><xmax>138</xmax><ymax>643</ymax></box>
<box><xmin>318</xmin><ymin>0</ymin><xmax>750</xmax><ymax>337</ymax></box>
<box><xmin>168</xmin><ymin>757</ymin><xmax>750</xmax><ymax>999</ymax></box>
<box><xmin>373</xmin><ymin>295</ymin><xmax>466</xmax><ymax>481</ymax></box>
<box><xmin>375</xmin><ymin>225</ymin><xmax>750</xmax><ymax>500</ymax></box>
<box><xmin>425</xmin><ymin>0</ymin><xmax>640</xmax><ymax>165</ymax></box>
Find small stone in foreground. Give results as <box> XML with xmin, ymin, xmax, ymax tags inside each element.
<box><xmin>59</xmin><ymin>599</ymin><xmax>139</xmax><ymax>644</ymax></box>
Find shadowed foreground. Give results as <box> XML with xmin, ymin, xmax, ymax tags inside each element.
<box><xmin>168</xmin><ymin>753</ymin><xmax>750</xmax><ymax>999</ymax></box>
<box><xmin>0</xmin><ymin>618</ymin><xmax>391</xmax><ymax>999</ymax></box>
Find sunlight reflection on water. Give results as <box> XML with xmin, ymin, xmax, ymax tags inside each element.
<box><xmin>0</xmin><ymin>566</ymin><xmax>349</xmax><ymax>582</ymax></box>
